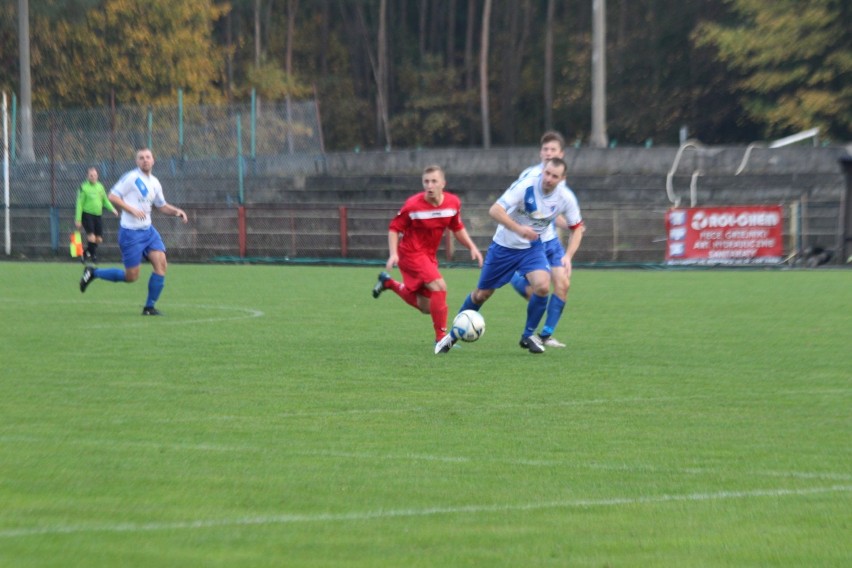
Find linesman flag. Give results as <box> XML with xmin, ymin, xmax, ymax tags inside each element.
<box><xmin>69</xmin><ymin>231</ymin><xmax>83</xmax><ymax>258</ymax></box>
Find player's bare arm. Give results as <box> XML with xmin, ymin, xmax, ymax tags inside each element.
<box><xmin>385</xmin><ymin>230</ymin><xmax>401</xmax><ymax>269</ymax></box>
<box><xmin>453</xmin><ymin>228</ymin><xmax>483</xmax><ymax>267</ymax></box>
<box><xmin>565</xmin><ymin>224</ymin><xmax>585</xmax><ymax>258</ymax></box>
<box><xmin>489</xmin><ymin>202</ymin><xmax>537</xmax><ymax>241</ymax></box>
<box><xmin>157</xmin><ymin>203</ymin><xmax>188</xmax><ymax>223</ymax></box>
<box><xmin>109</xmin><ymin>193</ymin><xmax>146</xmax><ymax>220</ymax></box>
<box><xmin>561</xmin><ymin>224</ymin><xmax>585</xmax><ymax>267</ymax></box>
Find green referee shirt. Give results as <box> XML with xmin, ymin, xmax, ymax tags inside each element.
<box><xmin>75</xmin><ymin>180</ymin><xmax>116</xmax><ymax>223</ymax></box>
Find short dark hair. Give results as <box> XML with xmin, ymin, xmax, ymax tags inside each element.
<box><xmin>540</xmin><ymin>131</ymin><xmax>566</xmax><ymax>150</ymax></box>
<box><xmin>545</xmin><ymin>157</ymin><xmax>568</xmax><ymax>175</ymax></box>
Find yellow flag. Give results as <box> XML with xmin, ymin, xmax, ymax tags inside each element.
<box><xmin>69</xmin><ymin>231</ymin><xmax>83</xmax><ymax>257</ymax></box>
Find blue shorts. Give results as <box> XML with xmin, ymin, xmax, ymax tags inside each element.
<box><xmin>118</xmin><ymin>226</ymin><xmax>166</xmax><ymax>269</ymax></box>
<box><xmin>543</xmin><ymin>237</ymin><xmax>566</xmax><ymax>267</ymax></box>
<box><xmin>477</xmin><ymin>240</ymin><xmax>550</xmax><ymax>290</ymax></box>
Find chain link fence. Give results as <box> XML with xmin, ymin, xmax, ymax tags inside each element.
<box><xmin>3</xmin><ymin>97</ymin><xmax>330</xmax><ymax>256</ymax></box>
<box><xmin>2</xmin><ymin>97</ymin><xmax>843</xmax><ymax>265</ymax></box>
<box><xmin>7</xmin><ymin>97</ymin><xmax>323</xmax><ymax>190</ymax></box>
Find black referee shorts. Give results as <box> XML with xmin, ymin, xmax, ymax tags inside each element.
<box><xmin>81</xmin><ymin>212</ymin><xmax>105</xmax><ymax>237</ymax></box>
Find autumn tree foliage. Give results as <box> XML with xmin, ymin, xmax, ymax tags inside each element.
<box><xmin>2</xmin><ymin>0</ymin><xmax>849</xmax><ymax>149</ymax></box>
<box><xmin>694</xmin><ymin>0</ymin><xmax>852</xmax><ymax>140</ymax></box>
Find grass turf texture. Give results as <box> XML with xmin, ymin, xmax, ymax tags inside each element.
<box><xmin>0</xmin><ymin>261</ymin><xmax>849</xmax><ymax>567</ymax></box>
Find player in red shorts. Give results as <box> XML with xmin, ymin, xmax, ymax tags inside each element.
<box><xmin>372</xmin><ymin>165</ymin><xmax>483</xmax><ymax>350</ymax></box>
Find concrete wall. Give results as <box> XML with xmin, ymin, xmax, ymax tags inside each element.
<box><xmin>319</xmin><ymin>145</ymin><xmax>852</xmax><ymax>176</ymax></box>
<box><xmin>8</xmin><ymin>145</ymin><xmax>851</xmax><ymax>206</ymax></box>
<box><xmin>6</xmin><ymin>145</ymin><xmax>850</xmax><ymax>263</ymax></box>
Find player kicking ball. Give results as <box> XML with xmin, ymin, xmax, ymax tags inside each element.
<box><xmin>372</xmin><ymin>165</ymin><xmax>482</xmax><ymax>351</ymax></box>
<box><xmin>437</xmin><ymin>157</ymin><xmax>577</xmax><ymax>355</ymax></box>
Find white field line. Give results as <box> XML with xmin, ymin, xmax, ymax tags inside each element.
<box><xmin>298</xmin><ymin>450</ymin><xmax>852</xmax><ymax>482</ymax></box>
<box><xmin>143</xmin><ymin>396</ymin><xmax>682</xmax><ymax>423</ymax></box>
<box><xmin>134</xmin><ymin>407</ymin><xmax>429</xmax><ymax>424</ymax></box>
<box><xmin>3</xmin><ymin>434</ymin><xmax>848</xmax><ymax>483</ymax></box>
<box><xmin>126</xmin><ymin>397</ymin><xmax>682</xmax><ymax>427</ymax></box>
<box><xmin>142</xmin><ymin>390</ymin><xmax>849</xmax><ymax>423</ymax></box>
<box><xmin>776</xmin><ymin>388</ymin><xmax>851</xmax><ymax>397</ymax></box>
<box><xmin>0</xmin><ymin>434</ymin><xmax>247</xmax><ymax>453</ymax></box>
<box><xmin>1</xmin><ymin>485</ymin><xmax>849</xmax><ymax>539</ymax></box>
<box><xmin>90</xmin><ymin>303</ymin><xmax>265</xmax><ymax>327</ymax></box>
<box><xmin>268</xmin><ymin>396</ymin><xmax>667</xmax><ymax>419</ymax></box>
<box><xmin>0</xmin><ymin>298</ymin><xmax>264</xmax><ymax>326</ymax></box>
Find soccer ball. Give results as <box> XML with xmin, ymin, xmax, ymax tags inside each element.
<box><xmin>451</xmin><ymin>310</ymin><xmax>485</xmax><ymax>342</ymax></box>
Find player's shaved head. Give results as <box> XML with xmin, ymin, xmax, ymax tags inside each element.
<box><xmin>423</xmin><ymin>164</ymin><xmax>445</xmax><ymax>178</ymax></box>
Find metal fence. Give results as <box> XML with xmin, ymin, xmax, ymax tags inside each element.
<box><xmin>5</xmin><ymin>200</ymin><xmax>839</xmax><ymax>266</ymax></box>
<box><xmin>7</xmin><ymin>97</ymin><xmax>323</xmax><ymax>171</ymax></box>
<box><xmin>2</xmin><ymin>97</ymin><xmax>843</xmax><ymax>265</ymax></box>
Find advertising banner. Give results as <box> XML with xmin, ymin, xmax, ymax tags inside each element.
<box><xmin>666</xmin><ymin>205</ymin><xmax>784</xmax><ymax>265</ymax></box>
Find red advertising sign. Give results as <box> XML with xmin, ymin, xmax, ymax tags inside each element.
<box><xmin>666</xmin><ymin>205</ymin><xmax>784</xmax><ymax>265</ymax></box>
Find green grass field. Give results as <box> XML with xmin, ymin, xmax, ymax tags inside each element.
<box><xmin>1</xmin><ymin>261</ymin><xmax>850</xmax><ymax>567</ymax></box>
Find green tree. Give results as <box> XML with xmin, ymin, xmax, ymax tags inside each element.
<box><xmin>283</xmin><ymin>0</ymin><xmax>371</xmax><ymax>150</ymax></box>
<box><xmin>389</xmin><ymin>54</ymin><xmax>476</xmax><ymax>147</ymax></box>
<box><xmin>695</xmin><ymin>0</ymin><xmax>852</xmax><ymax>140</ymax></box>
<box><xmin>244</xmin><ymin>58</ymin><xmax>311</xmax><ymax>100</ymax></box>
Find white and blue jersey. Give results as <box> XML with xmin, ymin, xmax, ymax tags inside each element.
<box><xmin>109</xmin><ymin>167</ymin><xmax>168</xmax><ymax>268</ymax></box>
<box><xmin>110</xmin><ymin>168</ymin><xmax>166</xmax><ymax>230</ymax></box>
<box><xmin>474</xmin><ymin>171</ymin><xmax>582</xmax><ymax>291</ymax></box>
<box><xmin>514</xmin><ymin>163</ymin><xmax>583</xmax><ymax>244</ymax></box>
<box><xmin>493</xmin><ymin>172</ymin><xmax>583</xmax><ymax>250</ymax></box>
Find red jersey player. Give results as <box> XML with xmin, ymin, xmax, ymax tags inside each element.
<box><xmin>372</xmin><ymin>165</ymin><xmax>483</xmax><ymax>351</ymax></box>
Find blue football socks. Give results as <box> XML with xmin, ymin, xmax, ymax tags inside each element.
<box><xmin>145</xmin><ymin>273</ymin><xmax>165</xmax><ymax>308</ymax></box>
<box><xmin>541</xmin><ymin>296</ymin><xmax>566</xmax><ymax>338</ymax></box>
<box><xmin>510</xmin><ymin>272</ymin><xmax>529</xmax><ymax>298</ymax></box>
<box><xmin>94</xmin><ymin>267</ymin><xmax>126</xmax><ymax>282</ymax></box>
<box><xmin>524</xmin><ymin>294</ymin><xmax>548</xmax><ymax>338</ymax></box>
<box><xmin>459</xmin><ymin>293</ymin><xmax>480</xmax><ymax>313</ymax></box>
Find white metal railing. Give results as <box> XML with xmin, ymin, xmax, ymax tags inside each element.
<box><xmin>668</xmin><ymin>128</ymin><xmax>821</xmax><ymax>206</ymax></box>
<box><xmin>769</xmin><ymin>127</ymin><xmax>821</xmax><ymax>148</ymax></box>
<box><xmin>736</xmin><ymin>128</ymin><xmax>820</xmax><ymax>174</ymax></box>
<box><xmin>665</xmin><ymin>139</ymin><xmax>703</xmax><ymax>207</ymax></box>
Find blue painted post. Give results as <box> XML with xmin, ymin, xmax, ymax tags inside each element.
<box><xmin>50</xmin><ymin>207</ymin><xmax>59</xmax><ymax>253</ymax></box>
<box><xmin>10</xmin><ymin>93</ymin><xmax>16</xmax><ymax>161</ymax></box>
<box><xmin>237</xmin><ymin>114</ymin><xmax>244</xmax><ymax>205</ymax></box>
<box><xmin>236</xmin><ymin>113</ymin><xmax>247</xmax><ymax>257</ymax></box>
<box><xmin>250</xmin><ymin>89</ymin><xmax>257</xmax><ymax>160</ymax></box>
<box><xmin>178</xmin><ymin>88</ymin><xmax>184</xmax><ymax>159</ymax></box>
<box><xmin>147</xmin><ymin>107</ymin><xmax>153</xmax><ymax>150</ymax></box>
<box><xmin>49</xmin><ymin>114</ymin><xmax>58</xmax><ymax>253</ymax></box>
